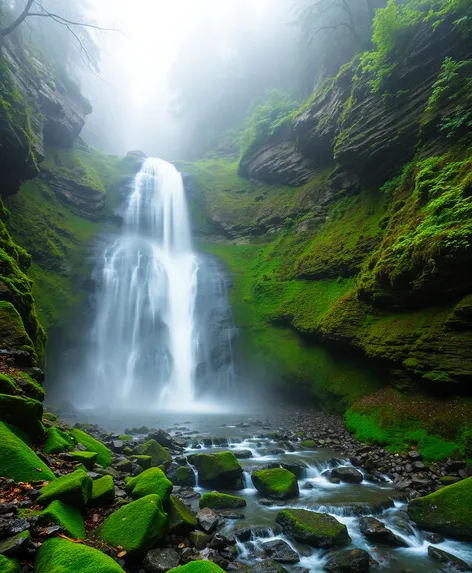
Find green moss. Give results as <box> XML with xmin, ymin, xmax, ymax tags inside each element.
<box><xmin>251</xmin><ymin>468</ymin><xmax>299</xmax><ymax>500</ymax></box>
<box><xmin>276</xmin><ymin>509</ymin><xmax>350</xmax><ymax>548</ymax></box>
<box><xmin>43</xmin><ymin>427</ymin><xmax>74</xmax><ymax>455</ymax></box>
<box><xmin>174</xmin><ymin>465</ymin><xmax>195</xmax><ymax>486</ymax></box>
<box><xmin>95</xmin><ymin>494</ymin><xmax>167</xmax><ymax>553</ymax></box>
<box><xmin>90</xmin><ymin>475</ymin><xmax>115</xmax><ymax>507</ymax></box>
<box><xmin>129</xmin><ymin>454</ymin><xmax>152</xmax><ymax>469</ymax></box>
<box><xmin>69</xmin><ymin>428</ymin><xmax>112</xmax><ymax>467</ymax></box>
<box><xmin>126</xmin><ymin>467</ymin><xmax>173</xmax><ymax>501</ymax></box>
<box><xmin>408</xmin><ymin>477</ymin><xmax>472</xmax><ymax>540</ymax></box>
<box><xmin>199</xmin><ymin>492</ymin><xmax>247</xmax><ymax>510</ymax></box>
<box><xmin>0</xmin><ymin>555</ymin><xmax>20</xmax><ymax>573</ymax></box>
<box><xmin>40</xmin><ymin>500</ymin><xmax>85</xmax><ymax>539</ymax></box>
<box><xmin>188</xmin><ymin>451</ymin><xmax>243</xmax><ymax>489</ymax></box>
<box><xmin>37</xmin><ymin>469</ymin><xmax>92</xmax><ymax>508</ymax></box>
<box><xmin>135</xmin><ymin>439</ymin><xmax>172</xmax><ymax>466</ymax></box>
<box><xmin>0</xmin><ymin>393</ymin><xmax>44</xmax><ymax>441</ymax></box>
<box><xmin>0</xmin><ymin>530</ymin><xmax>30</xmax><ymax>557</ymax></box>
<box><xmin>0</xmin><ymin>301</ymin><xmax>34</xmax><ymax>356</ymax></box>
<box><xmin>301</xmin><ymin>440</ymin><xmax>317</xmax><ymax>448</ymax></box>
<box><xmin>35</xmin><ymin>537</ymin><xmax>125</xmax><ymax>573</ymax></box>
<box><xmin>167</xmin><ymin>563</ymin><xmax>225</xmax><ymax>573</ymax></box>
<box><xmin>0</xmin><ymin>373</ymin><xmax>17</xmax><ymax>395</ymax></box>
<box><xmin>118</xmin><ymin>434</ymin><xmax>132</xmax><ymax>441</ymax></box>
<box><xmin>167</xmin><ymin>495</ymin><xmax>198</xmax><ymax>534</ymax></box>
<box><xmin>69</xmin><ymin>450</ymin><xmax>98</xmax><ymax>468</ymax></box>
<box><xmin>0</xmin><ymin>421</ymin><xmax>55</xmax><ymax>482</ymax></box>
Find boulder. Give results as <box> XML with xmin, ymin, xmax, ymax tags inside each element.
<box><xmin>234</xmin><ymin>450</ymin><xmax>253</xmax><ymax>459</ymax></box>
<box><xmin>143</xmin><ymin>548</ymin><xmax>180</xmax><ymax>573</ymax></box>
<box><xmin>331</xmin><ymin>467</ymin><xmax>363</xmax><ymax>484</ymax></box>
<box><xmin>37</xmin><ymin>469</ymin><xmax>92</xmax><ymax>508</ymax></box>
<box><xmin>0</xmin><ymin>555</ymin><xmax>20</xmax><ymax>573</ymax></box>
<box><xmin>0</xmin><ymin>421</ymin><xmax>55</xmax><ymax>482</ymax></box>
<box><xmin>251</xmin><ymin>468</ymin><xmax>299</xmax><ymax>500</ymax></box>
<box><xmin>261</xmin><ymin>539</ymin><xmax>299</xmax><ymax>564</ymax></box>
<box><xmin>126</xmin><ymin>467</ymin><xmax>173</xmax><ymax>501</ymax></box>
<box><xmin>42</xmin><ymin>427</ymin><xmax>74</xmax><ymax>455</ymax></box>
<box><xmin>199</xmin><ymin>492</ymin><xmax>247</xmax><ymax>510</ymax></box>
<box><xmin>197</xmin><ymin>507</ymin><xmax>220</xmax><ymax>533</ymax></box>
<box><xmin>248</xmin><ymin>560</ymin><xmax>289</xmax><ymax>573</ymax></box>
<box><xmin>35</xmin><ymin>537</ymin><xmax>124</xmax><ymax>573</ymax></box>
<box><xmin>359</xmin><ymin>517</ymin><xmax>407</xmax><ymax>547</ymax></box>
<box><xmin>276</xmin><ymin>509</ymin><xmax>350</xmax><ymax>548</ymax></box>
<box><xmin>0</xmin><ymin>530</ymin><xmax>30</xmax><ymax>558</ymax></box>
<box><xmin>408</xmin><ymin>477</ymin><xmax>472</xmax><ymax>540</ymax></box>
<box><xmin>167</xmin><ymin>495</ymin><xmax>198</xmax><ymax>535</ymax></box>
<box><xmin>188</xmin><ymin>452</ymin><xmax>243</xmax><ymax>489</ymax></box>
<box><xmin>90</xmin><ymin>475</ymin><xmax>115</xmax><ymax>507</ymax></box>
<box><xmin>130</xmin><ymin>455</ymin><xmax>153</xmax><ymax>469</ymax></box>
<box><xmin>166</xmin><ymin>462</ymin><xmax>196</xmax><ymax>487</ymax></box>
<box><xmin>189</xmin><ymin>530</ymin><xmax>210</xmax><ymax>550</ymax></box>
<box><xmin>94</xmin><ymin>494</ymin><xmax>167</xmax><ymax>553</ymax></box>
<box><xmin>135</xmin><ymin>439</ymin><xmax>172</xmax><ymax>467</ymax></box>
<box><xmin>325</xmin><ymin>548</ymin><xmax>371</xmax><ymax>573</ymax></box>
<box><xmin>167</xmin><ymin>562</ymin><xmax>226</xmax><ymax>573</ymax></box>
<box><xmin>39</xmin><ymin>500</ymin><xmax>85</xmax><ymax>539</ymax></box>
<box><xmin>69</xmin><ymin>451</ymin><xmax>98</xmax><ymax>468</ymax></box>
<box><xmin>69</xmin><ymin>428</ymin><xmax>111</xmax><ymax>467</ymax></box>
<box><xmin>428</xmin><ymin>546</ymin><xmax>472</xmax><ymax>571</ymax></box>
<box><xmin>0</xmin><ymin>394</ymin><xmax>44</xmax><ymax>441</ymax></box>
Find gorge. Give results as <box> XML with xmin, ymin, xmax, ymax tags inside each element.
<box><xmin>0</xmin><ymin>0</ymin><xmax>472</xmax><ymax>572</ymax></box>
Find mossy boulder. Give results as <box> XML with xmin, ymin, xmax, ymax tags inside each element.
<box><xmin>0</xmin><ymin>371</ymin><xmax>45</xmax><ymax>402</ymax></box>
<box><xmin>69</xmin><ymin>428</ymin><xmax>111</xmax><ymax>467</ymax></box>
<box><xmin>130</xmin><ymin>454</ymin><xmax>152</xmax><ymax>469</ymax></box>
<box><xmin>69</xmin><ymin>450</ymin><xmax>98</xmax><ymax>468</ymax></box>
<box><xmin>43</xmin><ymin>427</ymin><xmax>74</xmax><ymax>455</ymax></box>
<box><xmin>167</xmin><ymin>562</ymin><xmax>226</xmax><ymax>573</ymax></box>
<box><xmin>188</xmin><ymin>451</ymin><xmax>243</xmax><ymax>489</ymax></box>
<box><xmin>90</xmin><ymin>475</ymin><xmax>115</xmax><ymax>507</ymax></box>
<box><xmin>199</xmin><ymin>492</ymin><xmax>247</xmax><ymax>510</ymax></box>
<box><xmin>94</xmin><ymin>494</ymin><xmax>167</xmax><ymax>554</ymax></box>
<box><xmin>126</xmin><ymin>467</ymin><xmax>173</xmax><ymax>501</ymax></box>
<box><xmin>276</xmin><ymin>509</ymin><xmax>350</xmax><ymax>548</ymax></box>
<box><xmin>408</xmin><ymin>477</ymin><xmax>472</xmax><ymax>540</ymax></box>
<box><xmin>0</xmin><ymin>301</ymin><xmax>35</xmax><ymax>358</ymax></box>
<box><xmin>0</xmin><ymin>530</ymin><xmax>30</xmax><ymax>557</ymax></box>
<box><xmin>39</xmin><ymin>500</ymin><xmax>85</xmax><ymax>539</ymax></box>
<box><xmin>169</xmin><ymin>464</ymin><xmax>196</xmax><ymax>487</ymax></box>
<box><xmin>0</xmin><ymin>421</ymin><xmax>55</xmax><ymax>482</ymax></box>
<box><xmin>37</xmin><ymin>469</ymin><xmax>92</xmax><ymax>508</ymax></box>
<box><xmin>35</xmin><ymin>537</ymin><xmax>125</xmax><ymax>573</ymax></box>
<box><xmin>0</xmin><ymin>555</ymin><xmax>20</xmax><ymax>573</ymax></box>
<box><xmin>251</xmin><ymin>468</ymin><xmax>299</xmax><ymax>500</ymax></box>
<box><xmin>0</xmin><ymin>394</ymin><xmax>44</xmax><ymax>441</ymax></box>
<box><xmin>135</xmin><ymin>439</ymin><xmax>172</xmax><ymax>467</ymax></box>
<box><xmin>167</xmin><ymin>495</ymin><xmax>198</xmax><ymax>534</ymax></box>
<box><xmin>300</xmin><ymin>440</ymin><xmax>316</xmax><ymax>449</ymax></box>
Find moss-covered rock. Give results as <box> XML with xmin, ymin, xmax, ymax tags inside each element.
<box><xmin>0</xmin><ymin>555</ymin><xmax>20</xmax><ymax>573</ymax></box>
<box><xmin>130</xmin><ymin>454</ymin><xmax>152</xmax><ymax>469</ymax></box>
<box><xmin>35</xmin><ymin>537</ymin><xmax>125</xmax><ymax>573</ymax></box>
<box><xmin>0</xmin><ymin>393</ymin><xmax>44</xmax><ymax>441</ymax></box>
<box><xmin>167</xmin><ymin>495</ymin><xmax>198</xmax><ymax>534</ymax></box>
<box><xmin>251</xmin><ymin>468</ymin><xmax>299</xmax><ymax>500</ymax></box>
<box><xmin>188</xmin><ymin>451</ymin><xmax>243</xmax><ymax>489</ymax></box>
<box><xmin>126</xmin><ymin>467</ymin><xmax>173</xmax><ymax>501</ymax></box>
<box><xmin>42</xmin><ymin>427</ymin><xmax>73</xmax><ymax>455</ymax></box>
<box><xmin>94</xmin><ymin>494</ymin><xmax>167</xmax><ymax>554</ymax></box>
<box><xmin>167</xmin><ymin>563</ymin><xmax>226</xmax><ymax>573</ymax></box>
<box><xmin>0</xmin><ymin>371</ymin><xmax>45</xmax><ymax>402</ymax></box>
<box><xmin>69</xmin><ymin>428</ymin><xmax>111</xmax><ymax>467</ymax></box>
<box><xmin>0</xmin><ymin>421</ymin><xmax>55</xmax><ymax>482</ymax></box>
<box><xmin>39</xmin><ymin>500</ymin><xmax>85</xmax><ymax>539</ymax></box>
<box><xmin>300</xmin><ymin>440</ymin><xmax>316</xmax><ymax>449</ymax></box>
<box><xmin>0</xmin><ymin>530</ymin><xmax>30</xmax><ymax>557</ymax></box>
<box><xmin>408</xmin><ymin>477</ymin><xmax>472</xmax><ymax>540</ymax></box>
<box><xmin>135</xmin><ymin>439</ymin><xmax>172</xmax><ymax>467</ymax></box>
<box><xmin>69</xmin><ymin>450</ymin><xmax>98</xmax><ymax>468</ymax></box>
<box><xmin>199</xmin><ymin>492</ymin><xmax>247</xmax><ymax>510</ymax></box>
<box><xmin>37</xmin><ymin>469</ymin><xmax>92</xmax><ymax>508</ymax></box>
<box><xmin>276</xmin><ymin>509</ymin><xmax>350</xmax><ymax>548</ymax></box>
<box><xmin>90</xmin><ymin>475</ymin><xmax>115</xmax><ymax>507</ymax></box>
<box><xmin>169</xmin><ymin>464</ymin><xmax>196</xmax><ymax>487</ymax></box>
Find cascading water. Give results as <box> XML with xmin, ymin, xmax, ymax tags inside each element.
<box><xmin>67</xmin><ymin>158</ymin><xmax>237</xmax><ymax>410</ymax></box>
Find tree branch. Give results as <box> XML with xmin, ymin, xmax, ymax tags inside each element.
<box><xmin>27</xmin><ymin>10</ymin><xmax>118</xmax><ymax>33</ymax></box>
<box><xmin>0</xmin><ymin>0</ymin><xmax>35</xmax><ymax>37</ymax></box>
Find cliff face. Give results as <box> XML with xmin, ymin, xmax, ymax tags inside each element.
<box><xmin>188</xmin><ymin>16</ymin><xmax>472</xmax><ymax>408</ymax></box>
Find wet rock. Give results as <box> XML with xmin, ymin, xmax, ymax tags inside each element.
<box><xmin>325</xmin><ymin>548</ymin><xmax>370</xmax><ymax>573</ymax></box>
<box><xmin>197</xmin><ymin>507</ymin><xmax>220</xmax><ymax>533</ymax></box>
<box><xmin>188</xmin><ymin>452</ymin><xmax>243</xmax><ymax>489</ymax></box>
<box><xmin>248</xmin><ymin>559</ymin><xmax>289</xmax><ymax>572</ymax></box>
<box><xmin>331</xmin><ymin>467</ymin><xmax>363</xmax><ymax>484</ymax></box>
<box><xmin>428</xmin><ymin>546</ymin><xmax>472</xmax><ymax>571</ymax></box>
<box><xmin>143</xmin><ymin>548</ymin><xmax>180</xmax><ymax>573</ymax></box>
<box><xmin>279</xmin><ymin>462</ymin><xmax>306</xmax><ymax>479</ymax></box>
<box><xmin>276</xmin><ymin>509</ymin><xmax>350</xmax><ymax>548</ymax></box>
<box><xmin>261</xmin><ymin>539</ymin><xmax>300</xmax><ymax>564</ymax></box>
<box><xmin>0</xmin><ymin>504</ymin><xmax>17</xmax><ymax>516</ymax></box>
<box><xmin>0</xmin><ymin>530</ymin><xmax>31</xmax><ymax>557</ymax></box>
<box><xmin>189</xmin><ymin>530</ymin><xmax>210</xmax><ymax>550</ymax></box>
<box><xmin>234</xmin><ymin>450</ymin><xmax>253</xmax><ymax>460</ymax></box>
<box><xmin>251</xmin><ymin>468</ymin><xmax>299</xmax><ymax>500</ymax></box>
<box><xmin>425</xmin><ymin>532</ymin><xmax>445</xmax><ymax>544</ymax></box>
<box><xmin>359</xmin><ymin>517</ymin><xmax>408</xmax><ymax>547</ymax></box>
<box><xmin>114</xmin><ymin>459</ymin><xmax>133</xmax><ymax>472</ymax></box>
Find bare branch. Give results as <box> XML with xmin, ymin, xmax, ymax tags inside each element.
<box><xmin>27</xmin><ymin>10</ymin><xmax>118</xmax><ymax>33</ymax></box>
<box><xmin>0</xmin><ymin>0</ymin><xmax>35</xmax><ymax>37</ymax></box>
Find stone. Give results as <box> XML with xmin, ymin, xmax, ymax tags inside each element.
<box><xmin>39</xmin><ymin>500</ymin><xmax>85</xmax><ymax>539</ymax></box>
<box><xmin>37</xmin><ymin>469</ymin><xmax>92</xmax><ymax>508</ymax></box>
<box><xmin>90</xmin><ymin>475</ymin><xmax>115</xmax><ymax>507</ymax></box>
<box><xmin>251</xmin><ymin>468</ymin><xmax>299</xmax><ymax>500</ymax></box>
<box><xmin>248</xmin><ymin>560</ymin><xmax>289</xmax><ymax>573</ymax></box>
<box><xmin>0</xmin><ymin>555</ymin><xmax>20</xmax><ymax>573</ymax></box>
<box><xmin>143</xmin><ymin>548</ymin><xmax>180</xmax><ymax>573</ymax></box>
<box><xmin>167</xmin><ymin>495</ymin><xmax>197</xmax><ymax>535</ymax></box>
<box><xmin>359</xmin><ymin>517</ymin><xmax>408</xmax><ymax>547</ymax></box>
<box><xmin>331</xmin><ymin>467</ymin><xmax>363</xmax><ymax>484</ymax></box>
<box><xmin>199</xmin><ymin>492</ymin><xmax>247</xmax><ymax>510</ymax></box>
<box><xmin>408</xmin><ymin>477</ymin><xmax>472</xmax><ymax>540</ymax></box>
<box><xmin>126</xmin><ymin>467</ymin><xmax>173</xmax><ymax>501</ymax></box>
<box><xmin>94</xmin><ymin>494</ymin><xmax>167</xmax><ymax>553</ymax></box>
<box><xmin>0</xmin><ymin>530</ymin><xmax>30</xmax><ymax>557</ymax></box>
<box><xmin>428</xmin><ymin>546</ymin><xmax>472</xmax><ymax>571</ymax></box>
<box><xmin>69</xmin><ymin>428</ymin><xmax>112</xmax><ymax>468</ymax></box>
<box><xmin>189</xmin><ymin>530</ymin><xmax>210</xmax><ymax>550</ymax></box>
<box><xmin>197</xmin><ymin>507</ymin><xmax>220</xmax><ymax>533</ymax></box>
<box><xmin>68</xmin><ymin>451</ymin><xmax>98</xmax><ymax>468</ymax></box>
<box><xmin>167</xmin><ymin>563</ymin><xmax>226</xmax><ymax>573</ymax></box>
<box><xmin>233</xmin><ymin>450</ymin><xmax>253</xmax><ymax>459</ymax></box>
<box><xmin>115</xmin><ymin>459</ymin><xmax>133</xmax><ymax>472</ymax></box>
<box><xmin>188</xmin><ymin>452</ymin><xmax>243</xmax><ymax>489</ymax></box>
<box><xmin>166</xmin><ymin>463</ymin><xmax>196</xmax><ymax>487</ymax></box>
<box><xmin>325</xmin><ymin>548</ymin><xmax>370</xmax><ymax>573</ymax></box>
<box><xmin>135</xmin><ymin>439</ymin><xmax>172</xmax><ymax>467</ymax></box>
<box><xmin>42</xmin><ymin>427</ymin><xmax>74</xmax><ymax>455</ymax></box>
<box><xmin>261</xmin><ymin>539</ymin><xmax>299</xmax><ymax>564</ymax></box>
<box><xmin>276</xmin><ymin>509</ymin><xmax>350</xmax><ymax>548</ymax></box>
<box><xmin>35</xmin><ymin>537</ymin><xmax>124</xmax><ymax>573</ymax></box>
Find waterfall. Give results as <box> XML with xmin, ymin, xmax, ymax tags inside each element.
<box><xmin>74</xmin><ymin>157</ymin><xmax>236</xmax><ymax>410</ymax></box>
